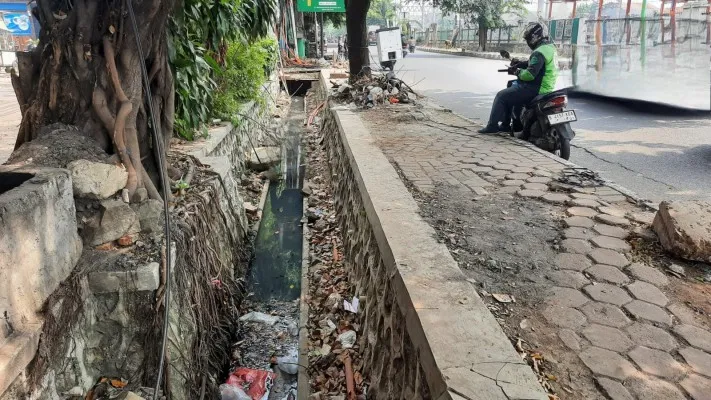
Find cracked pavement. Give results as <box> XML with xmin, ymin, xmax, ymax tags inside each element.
<box><xmin>394</xmin><ymin>50</ymin><xmax>711</xmax><ymax>203</ymax></box>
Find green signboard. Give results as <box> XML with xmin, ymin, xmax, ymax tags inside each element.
<box><xmin>296</xmin><ymin>0</ymin><xmax>345</xmax><ymax>12</ymax></box>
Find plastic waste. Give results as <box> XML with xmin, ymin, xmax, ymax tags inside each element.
<box><xmin>239</xmin><ymin>311</ymin><xmax>279</xmax><ymax>325</ymax></box>
<box><xmin>220</xmin><ymin>384</ymin><xmax>251</xmax><ymax>400</ymax></box>
<box><xmin>225</xmin><ymin>368</ymin><xmax>275</xmax><ymax>400</ymax></box>
<box><xmin>276</xmin><ymin>349</ymin><xmax>299</xmax><ymax>375</ymax></box>
<box><xmin>337</xmin><ymin>330</ymin><xmax>357</xmax><ymax>349</ymax></box>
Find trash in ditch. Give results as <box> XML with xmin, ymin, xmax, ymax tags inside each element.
<box><xmin>337</xmin><ymin>330</ymin><xmax>357</xmax><ymax>349</ymax></box>
<box><xmin>318</xmin><ymin>318</ymin><xmax>337</xmax><ymax>337</ymax></box>
<box><xmin>325</xmin><ymin>292</ymin><xmax>343</xmax><ymax>310</ymax></box>
<box><xmin>240</xmin><ymin>311</ymin><xmax>280</xmax><ymax>325</ymax></box>
<box><xmin>343</xmin><ymin>296</ymin><xmax>359</xmax><ymax>313</ymax></box>
<box><xmin>220</xmin><ymin>384</ymin><xmax>251</xmax><ymax>400</ymax></box>
<box><xmin>492</xmin><ymin>293</ymin><xmax>516</xmax><ymax>303</ymax></box>
<box><xmin>274</xmin><ymin>349</ymin><xmax>299</xmax><ymax>375</ymax></box>
<box><xmin>225</xmin><ymin>368</ymin><xmax>275</xmax><ymax>400</ymax></box>
<box><xmin>279</xmin><ymin>387</ymin><xmax>297</xmax><ymax>400</ymax></box>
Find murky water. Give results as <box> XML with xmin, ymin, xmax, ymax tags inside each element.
<box><xmin>248</xmin><ymin>97</ymin><xmax>306</xmax><ymax>301</ymax></box>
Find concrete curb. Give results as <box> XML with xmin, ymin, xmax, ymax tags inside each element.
<box><xmin>328</xmin><ymin>107</ymin><xmax>549</xmax><ymax>400</ymax></box>
<box><xmin>296</xmin><ymin>194</ymin><xmax>310</xmax><ymax>400</ymax></box>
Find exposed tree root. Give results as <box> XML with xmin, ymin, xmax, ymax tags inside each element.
<box><xmin>12</xmin><ymin>0</ymin><xmax>175</xmax><ymax>202</ymax></box>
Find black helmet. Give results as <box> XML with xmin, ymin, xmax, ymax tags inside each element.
<box><xmin>523</xmin><ymin>22</ymin><xmax>548</xmax><ymax>50</ymax></box>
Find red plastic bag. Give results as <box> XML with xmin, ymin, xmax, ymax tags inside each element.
<box><xmin>225</xmin><ymin>367</ymin><xmax>275</xmax><ymax>400</ymax></box>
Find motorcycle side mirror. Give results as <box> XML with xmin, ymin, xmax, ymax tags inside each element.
<box><xmin>499</xmin><ymin>50</ymin><xmax>511</xmax><ymax>59</ymax></box>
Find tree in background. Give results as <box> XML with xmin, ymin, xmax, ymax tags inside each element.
<box><xmin>368</xmin><ymin>0</ymin><xmax>397</xmax><ymax>26</ymax></box>
<box><xmin>345</xmin><ymin>0</ymin><xmax>373</xmax><ymax>78</ymax></box>
<box><xmin>423</xmin><ymin>0</ymin><xmax>525</xmax><ymax>50</ymax></box>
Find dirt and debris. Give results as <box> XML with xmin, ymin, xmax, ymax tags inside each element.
<box><xmin>398</xmin><ymin>176</ymin><xmax>599</xmax><ymax>399</ymax></box>
<box><xmin>5</xmin><ymin>123</ymin><xmax>113</xmax><ymax>168</ymax></box>
<box><xmin>555</xmin><ymin>167</ymin><xmax>606</xmax><ymax>188</ymax></box>
<box><xmin>301</xmin><ymin>88</ymin><xmax>368</xmax><ymax>399</ymax></box>
<box><xmin>231</xmin><ymin>298</ymin><xmax>300</xmax><ymax>400</ymax></box>
<box><xmin>329</xmin><ymin>71</ymin><xmax>419</xmax><ymax>109</ymax></box>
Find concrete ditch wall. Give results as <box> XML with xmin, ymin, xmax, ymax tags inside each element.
<box><xmin>318</xmin><ymin>71</ymin><xmax>547</xmax><ymax>400</ymax></box>
<box><xmin>0</xmin><ymin>78</ymin><xmax>280</xmax><ymax>399</ymax></box>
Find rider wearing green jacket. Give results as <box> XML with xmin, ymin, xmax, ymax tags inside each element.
<box><xmin>479</xmin><ymin>22</ymin><xmax>559</xmax><ymax>133</ymax></box>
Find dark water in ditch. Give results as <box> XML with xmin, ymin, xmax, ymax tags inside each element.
<box><xmin>248</xmin><ymin>96</ymin><xmax>306</xmax><ymax>301</ymax></box>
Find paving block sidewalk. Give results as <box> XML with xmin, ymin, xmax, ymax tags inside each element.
<box><xmin>0</xmin><ymin>73</ymin><xmax>21</xmax><ymax>164</ymax></box>
<box><xmin>360</xmin><ymin>103</ymin><xmax>711</xmax><ymax>400</ymax></box>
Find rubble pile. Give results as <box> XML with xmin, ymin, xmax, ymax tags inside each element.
<box><xmin>330</xmin><ymin>71</ymin><xmax>418</xmax><ymax>108</ymax></box>
<box><xmin>302</xmin><ymin>90</ymin><xmax>368</xmax><ymax>399</ymax></box>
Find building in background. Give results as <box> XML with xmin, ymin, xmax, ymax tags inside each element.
<box><xmin>0</xmin><ymin>0</ymin><xmax>38</xmax><ymax>67</ymax></box>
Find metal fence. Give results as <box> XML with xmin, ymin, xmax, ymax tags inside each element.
<box><xmin>415</xmin><ymin>25</ymin><xmax>522</xmax><ymax>48</ymax></box>
<box><xmin>583</xmin><ymin>17</ymin><xmax>708</xmax><ymax>46</ymax></box>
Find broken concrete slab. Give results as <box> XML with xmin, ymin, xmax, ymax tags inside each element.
<box><xmin>653</xmin><ymin>200</ymin><xmax>711</xmax><ymax>262</ymax></box>
<box><xmin>0</xmin><ymin>324</ymin><xmax>42</xmax><ymax>397</ymax></box>
<box><xmin>131</xmin><ymin>199</ymin><xmax>164</xmax><ymax>233</ymax></box>
<box><xmin>247</xmin><ymin>146</ymin><xmax>281</xmax><ymax>171</ymax></box>
<box><xmin>86</xmin><ymin>200</ymin><xmax>141</xmax><ymax>246</ymax></box>
<box><xmin>68</xmin><ymin>159</ymin><xmax>128</xmax><ymax>199</ymax></box>
<box><xmin>0</xmin><ymin>166</ymin><xmax>83</xmax><ymax>333</ymax></box>
<box><xmin>87</xmin><ymin>262</ymin><xmax>160</xmax><ymax>293</ymax></box>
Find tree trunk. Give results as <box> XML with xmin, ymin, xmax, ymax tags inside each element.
<box><xmin>479</xmin><ymin>25</ymin><xmax>488</xmax><ymax>51</ymax></box>
<box><xmin>12</xmin><ymin>0</ymin><xmax>175</xmax><ymax>202</ymax></box>
<box><xmin>345</xmin><ymin>0</ymin><xmax>372</xmax><ymax>79</ymax></box>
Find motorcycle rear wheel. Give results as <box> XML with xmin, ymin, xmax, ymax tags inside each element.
<box><xmin>555</xmin><ymin>136</ymin><xmax>571</xmax><ymax>160</ymax></box>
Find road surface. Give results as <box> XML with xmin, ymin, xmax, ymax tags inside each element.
<box><xmin>394</xmin><ymin>50</ymin><xmax>711</xmax><ymax>203</ymax></box>
<box><xmin>0</xmin><ymin>73</ymin><xmax>20</xmax><ymax>164</ymax></box>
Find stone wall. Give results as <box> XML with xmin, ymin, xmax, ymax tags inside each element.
<box><xmin>0</xmin><ymin>77</ymin><xmax>281</xmax><ymax>400</ymax></box>
<box><xmin>318</xmin><ymin>71</ymin><xmax>547</xmax><ymax>400</ymax></box>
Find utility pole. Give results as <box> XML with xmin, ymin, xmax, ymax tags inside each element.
<box><xmin>319</xmin><ymin>13</ymin><xmax>325</xmax><ymax>57</ymax></box>
<box><xmin>290</xmin><ymin>0</ymin><xmax>298</xmax><ymax>55</ymax></box>
<box><xmin>421</xmin><ymin>0</ymin><xmax>425</xmax><ymax>30</ymax></box>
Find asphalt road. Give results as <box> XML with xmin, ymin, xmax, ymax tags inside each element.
<box><xmin>393</xmin><ymin>50</ymin><xmax>711</xmax><ymax>203</ymax></box>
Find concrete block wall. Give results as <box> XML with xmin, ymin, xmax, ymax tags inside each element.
<box><xmin>322</xmin><ymin>112</ymin><xmax>432</xmax><ymax>399</ymax></box>
<box><xmin>318</xmin><ymin>69</ymin><xmax>548</xmax><ymax>400</ymax></box>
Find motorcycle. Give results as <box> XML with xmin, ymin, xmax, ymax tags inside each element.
<box><xmin>497</xmin><ymin>50</ymin><xmax>577</xmax><ymax>160</ymax></box>
<box><xmin>409</xmin><ymin>44</ymin><xmax>416</xmax><ymax>53</ymax></box>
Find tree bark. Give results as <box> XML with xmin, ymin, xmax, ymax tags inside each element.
<box><xmin>478</xmin><ymin>25</ymin><xmax>488</xmax><ymax>51</ymax></box>
<box><xmin>345</xmin><ymin>0</ymin><xmax>372</xmax><ymax>79</ymax></box>
<box><xmin>11</xmin><ymin>0</ymin><xmax>175</xmax><ymax>202</ymax></box>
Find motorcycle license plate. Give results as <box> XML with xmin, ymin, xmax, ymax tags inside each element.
<box><xmin>547</xmin><ymin>110</ymin><xmax>577</xmax><ymax>125</ymax></box>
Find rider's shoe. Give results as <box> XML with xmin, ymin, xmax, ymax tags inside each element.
<box><xmin>498</xmin><ymin>123</ymin><xmax>512</xmax><ymax>132</ymax></box>
<box><xmin>478</xmin><ymin>124</ymin><xmax>499</xmax><ymax>134</ymax></box>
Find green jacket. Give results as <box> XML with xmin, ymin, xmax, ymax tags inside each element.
<box><xmin>517</xmin><ymin>41</ymin><xmax>558</xmax><ymax>95</ymax></box>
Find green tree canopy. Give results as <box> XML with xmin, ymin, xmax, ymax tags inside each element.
<box><xmin>368</xmin><ymin>0</ymin><xmax>397</xmax><ymax>26</ymax></box>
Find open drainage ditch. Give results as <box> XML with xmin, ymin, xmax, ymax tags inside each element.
<box><xmin>225</xmin><ymin>82</ymin><xmax>313</xmax><ymax>400</ymax></box>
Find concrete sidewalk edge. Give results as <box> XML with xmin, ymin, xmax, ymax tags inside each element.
<box><xmin>328</xmin><ymin>105</ymin><xmax>549</xmax><ymax>400</ymax></box>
